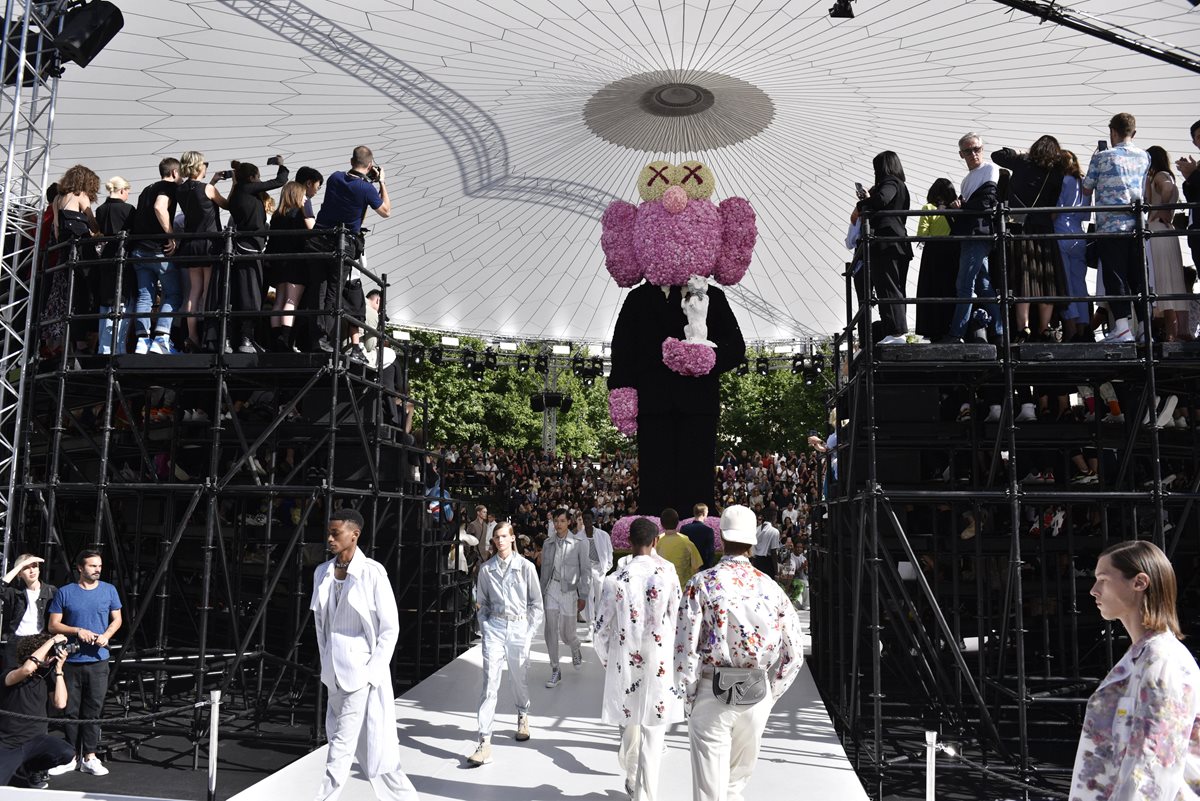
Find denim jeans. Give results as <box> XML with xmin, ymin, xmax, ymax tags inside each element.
<box><xmin>97</xmin><ymin>302</ymin><xmax>131</xmax><ymax>354</ymax></box>
<box><xmin>948</xmin><ymin>241</ymin><xmax>1003</xmax><ymax>337</ymax></box>
<box><xmin>131</xmin><ymin>247</ymin><xmax>181</xmax><ymax>336</ymax></box>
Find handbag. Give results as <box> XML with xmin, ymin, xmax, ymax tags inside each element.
<box><xmin>1007</xmin><ymin>169</ymin><xmax>1050</xmax><ymax>227</ymax></box>
<box><xmin>711</xmin><ymin>666</ymin><xmax>769</xmax><ymax>706</ymax></box>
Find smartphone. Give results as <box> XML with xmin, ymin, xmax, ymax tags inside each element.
<box><xmin>267</xmin><ymin>156</ymin><xmax>280</xmax><ymax>166</ymax></box>
<box><xmin>854</xmin><ymin>181</ymin><xmax>866</xmax><ymax>199</ymax></box>
<box><xmin>1096</xmin><ymin>139</ymin><xmax>1107</xmax><ymax>152</ymax></box>
<box><xmin>215</xmin><ymin>170</ymin><xmax>233</xmax><ymax>181</ymax></box>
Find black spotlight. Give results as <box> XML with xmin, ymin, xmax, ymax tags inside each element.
<box><xmin>461</xmin><ymin>348</ymin><xmax>477</xmax><ymax>369</ymax></box>
<box><xmin>470</xmin><ymin>364</ymin><xmax>485</xmax><ymax>383</ymax></box>
<box><xmin>483</xmin><ymin>348</ymin><xmax>498</xmax><ymax>369</ymax></box>
<box><xmin>736</xmin><ymin>361</ymin><xmax>749</xmax><ymax>377</ymax></box>
<box><xmin>430</xmin><ymin>346</ymin><xmax>443</xmax><ymax>366</ymax></box>
<box><xmin>54</xmin><ymin>1</ymin><xmax>124</xmax><ymax>68</ymax></box>
<box><xmin>516</xmin><ymin>354</ymin><xmax>530</xmax><ymax>373</ymax></box>
<box><xmin>756</xmin><ymin>357</ymin><xmax>770</xmax><ymax>376</ymax></box>
<box><xmin>571</xmin><ymin>355</ymin><xmax>586</xmax><ymax>377</ymax></box>
<box><xmin>829</xmin><ymin>0</ymin><xmax>854</xmax><ymax>19</ymax></box>
<box><xmin>791</xmin><ymin>354</ymin><xmax>804</xmax><ymax>374</ymax></box>
<box><xmin>409</xmin><ymin>343</ymin><xmax>424</xmax><ymax>364</ymax></box>
<box><xmin>535</xmin><ymin>354</ymin><xmax>549</xmax><ymax>375</ymax></box>
<box><xmin>591</xmin><ymin>356</ymin><xmax>604</xmax><ymax>376</ymax></box>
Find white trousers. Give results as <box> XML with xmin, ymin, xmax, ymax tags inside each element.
<box><xmin>583</xmin><ymin>568</ymin><xmax>605</xmax><ymax>631</ymax></box>
<box><xmin>618</xmin><ymin>724</ymin><xmax>666</xmax><ymax>801</ymax></box>
<box><xmin>478</xmin><ymin>618</ymin><xmax>531</xmax><ymax>737</ymax></box>
<box><xmin>316</xmin><ymin>684</ymin><xmax>418</xmax><ymax>801</ymax></box>
<box><xmin>687</xmin><ymin>689</ymin><xmax>775</xmax><ymax>801</ymax></box>
<box><xmin>543</xmin><ymin>607</ymin><xmax>581</xmax><ymax>667</ymax></box>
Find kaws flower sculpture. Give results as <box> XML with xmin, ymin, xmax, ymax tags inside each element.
<box><xmin>603</xmin><ymin>160</ymin><xmax>754</xmax><ymax>518</ymax></box>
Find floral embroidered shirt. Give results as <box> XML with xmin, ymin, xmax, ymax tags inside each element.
<box><xmin>594</xmin><ymin>555</ymin><xmax>685</xmax><ymax>727</ymax></box>
<box><xmin>1070</xmin><ymin>631</ymin><xmax>1200</xmax><ymax>801</ymax></box>
<box><xmin>673</xmin><ymin>555</ymin><xmax>803</xmax><ymax>711</ymax></box>
<box><xmin>1082</xmin><ymin>141</ymin><xmax>1150</xmax><ymax>233</ymax></box>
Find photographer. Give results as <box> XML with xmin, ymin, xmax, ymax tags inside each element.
<box><xmin>307</xmin><ymin>145</ymin><xmax>391</xmax><ymax>355</ymax></box>
<box><xmin>1</xmin><ymin>555</ymin><xmax>56</xmax><ymax>672</ymax></box>
<box><xmin>0</xmin><ymin>633</ymin><xmax>75</xmax><ymax>788</ymax></box>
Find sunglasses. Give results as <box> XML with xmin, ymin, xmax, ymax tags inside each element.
<box><xmin>959</xmin><ymin>147</ymin><xmax>983</xmax><ymax>156</ymax></box>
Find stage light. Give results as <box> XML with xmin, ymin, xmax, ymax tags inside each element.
<box><xmin>571</xmin><ymin>355</ymin><xmax>586</xmax><ymax>377</ymax></box>
<box><xmin>499</xmin><ymin>342</ymin><xmax>518</xmax><ymax>351</ymax></box>
<box><xmin>483</xmin><ymin>348</ymin><xmax>498</xmax><ymax>369</ymax></box>
<box><xmin>736</xmin><ymin>361</ymin><xmax>749</xmax><ymax>377</ymax></box>
<box><xmin>791</xmin><ymin>354</ymin><xmax>804</xmax><ymax>374</ymax></box>
<box><xmin>470</xmin><ymin>364</ymin><xmax>485</xmax><ymax>383</ymax></box>
<box><xmin>461</xmin><ymin>348</ymin><xmax>477</xmax><ymax>368</ymax></box>
<box><xmin>591</xmin><ymin>356</ymin><xmax>604</xmax><ymax>375</ymax></box>
<box><xmin>829</xmin><ymin>0</ymin><xmax>854</xmax><ymax>18</ymax></box>
<box><xmin>54</xmin><ymin>0</ymin><xmax>124</xmax><ymax>69</ymax></box>
<box><xmin>516</xmin><ymin>354</ymin><xmax>530</xmax><ymax>372</ymax></box>
<box><xmin>409</xmin><ymin>343</ymin><xmax>424</xmax><ymax>364</ymax></box>
<box><xmin>441</xmin><ymin>335</ymin><xmax>459</xmax><ymax>347</ymax></box>
<box><xmin>395</xmin><ymin>330</ymin><xmax>411</xmax><ymax>340</ymax></box>
<box><xmin>552</xmin><ymin>344</ymin><xmax>570</xmax><ymax>356</ymax></box>
<box><xmin>430</xmin><ymin>346</ymin><xmax>444</xmax><ymax>366</ymax></box>
<box><xmin>535</xmin><ymin>354</ymin><xmax>550</xmax><ymax>375</ymax></box>
<box><xmin>756</xmin><ymin>357</ymin><xmax>770</xmax><ymax>376</ymax></box>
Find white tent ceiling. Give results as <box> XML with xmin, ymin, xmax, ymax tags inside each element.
<box><xmin>44</xmin><ymin>0</ymin><xmax>1200</xmax><ymax>344</ymax></box>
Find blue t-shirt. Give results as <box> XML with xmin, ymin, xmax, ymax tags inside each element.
<box><xmin>314</xmin><ymin>170</ymin><xmax>382</xmax><ymax>232</ymax></box>
<box><xmin>49</xmin><ymin>582</ymin><xmax>122</xmax><ymax>663</ymax></box>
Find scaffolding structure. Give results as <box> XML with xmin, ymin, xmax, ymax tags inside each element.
<box><xmin>8</xmin><ymin>227</ymin><xmax>473</xmax><ymax>753</ymax></box>
<box><xmin>812</xmin><ymin>198</ymin><xmax>1200</xmax><ymax>799</ymax></box>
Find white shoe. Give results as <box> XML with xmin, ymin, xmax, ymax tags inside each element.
<box><xmin>80</xmin><ymin>756</ymin><xmax>108</xmax><ymax>776</ymax></box>
<box><xmin>985</xmin><ymin>405</ymin><xmax>1002</xmax><ymax>422</ymax></box>
<box><xmin>878</xmin><ymin>335</ymin><xmax>907</xmax><ymax>345</ymax></box>
<box><xmin>1102</xmin><ymin>328</ymin><xmax>1134</xmax><ymax>343</ymax></box>
<box><xmin>134</xmin><ymin>337</ymin><xmax>152</xmax><ymax>355</ymax></box>
<box><xmin>149</xmin><ymin>335</ymin><xmax>176</xmax><ymax>355</ymax></box>
<box><xmin>1016</xmin><ymin>403</ymin><xmax>1037</xmax><ymax>422</ymax></box>
<box><xmin>1156</xmin><ymin>395</ymin><xmax>1179</xmax><ymax>428</ymax></box>
<box><xmin>48</xmin><ymin>758</ymin><xmax>76</xmax><ymax>776</ymax></box>
<box><xmin>571</xmin><ymin>648</ymin><xmax>583</xmax><ymax>669</ymax></box>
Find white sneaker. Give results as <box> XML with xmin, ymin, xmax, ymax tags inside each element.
<box><xmin>149</xmin><ymin>335</ymin><xmax>176</xmax><ymax>355</ymax></box>
<box><xmin>1102</xmin><ymin>328</ymin><xmax>1134</xmax><ymax>343</ymax></box>
<box><xmin>134</xmin><ymin>337</ymin><xmax>152</xmax><ymax>355</ymax></box>
<box><xmin>985</xmin><ymin>405</ymin><xmax>1002</xmax><ymax>422</ymax></box>
<box><xmin>80</xmin><ymin>756</ymin><xmax>108</xmax><ymax>776</ymax></box>
<box><xmin>48</xmin><ymin>758</ymin><xmax>76</xmax><ymax>776</ymax></box>
<box><xmin>1156</xmin><ymin>395</ymin><xmax>1179</xmax><ymax>428</ymax></box>
<box><xmin>878</xmin><ymin>335</ymin><xmax>907</xmax><ymax>345</ymax></box>
<box><xmin>571</xmin><ymin>648</ymin><xmax>583</xmax><ymax>669</ymax></box>
<box><xmin>1016</xmin><ymin>403</ymin><xmax>1037</xmax><ymax>422</ymax></box>
<box><xmin>545</xmin><ymin>668</ymin><xmax>562</xmax><ymax>688</ymax></box>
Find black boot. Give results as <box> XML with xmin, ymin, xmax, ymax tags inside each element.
<box><xmin>269</xmin><ymin>326</ymin><xmax>285</xmax><ymax>352</ymax></box>
<box><xmin>280</xmin><ymin>326</ymin><xmax>296</xmax><ymax>353</ymax></box>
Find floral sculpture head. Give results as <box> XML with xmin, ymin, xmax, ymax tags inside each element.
<box><xmin>600</xmin><ymin>160</ymin><xmax>757</xmax><ymax>288</ymax></box>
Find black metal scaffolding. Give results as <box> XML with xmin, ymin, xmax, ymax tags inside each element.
<box><xmin>812</xmin><ymin>199</ymin><xmax>1200</xmax><ymax>799</ymax></box>
<box><xmin>7</xmin><ymin>228</ymin><xmax>472</xmax><ymax>753</ymax></box>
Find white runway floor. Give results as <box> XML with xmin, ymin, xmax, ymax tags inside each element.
<box><xmin>228</xmin><ymin>611</ymin><xmax>867</xmax><ymax>801</ymax></box>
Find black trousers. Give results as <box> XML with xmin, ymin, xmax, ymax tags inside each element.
<box><xmin>63</xmin><ymin>660</ymin><xmax>108</xmax><ymax>757</ymax></box>
<box><xmin>1098</xmin><ymin>238</ymin><xmax>1145</xmax><ymax>321</ymax></box>
<box><xmin>230</xmin><ymin>259</ymin><xmax>264</xmax><ymax>340</ymax></box>
<box><xmin>636</xmin><ymin>411</ymin><xmax>718</xmax><ymax>516</ymax></box>
<box><xmin>870</xmin><ymin>250</ymin><xmax>910</xmax><ymax>337</ymax></box>
<box><xmin>0</xmin><ymin>734</ymin><xmax>76</xmax><ymax>785</ymax></box>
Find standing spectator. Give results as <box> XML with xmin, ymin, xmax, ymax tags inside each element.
<box><xmin>47</xmin><ymin>165</ymin><xmax>100</xmax><ymax>356</ymax></box>
<box><xmin>310</xmin><ymin>509</ymin><xmax>417</xmax><ymax>801</ymax></box>
<box><xmin>993</xmin><ymin>136</ymin><xmax>1066</xmax><ymax>341</ymax></box>
<box><xmin>595</xmin><ymin>518</ymin><xmax>683</xmax><ymax>801</ymax></box>
<box><xmin>265</xmin><ymin>181</ymin><xmax>312</xmax><ymax>352</ymax></box>
<box><xmin>47</xmin><ymin>550</ymin><xmax>122</xmax><ymax>777</ymax></box>
<box><xmin>680</xmin><ymin>503</ymin><xmax>716</xmax><ymax>570</ymax></box>
<box><xmin>1070</xmin><ymin>540</ymin><xmax>1200</xmax><ymax>799</ymax></box>
<box><xmin>1176</xmin><ymin>120</ymin><xmax>1200</xmax><ymax>259</ymax></box>
<box><xmin>1055</xmin><ymin>151</ymin><xmax>1092</xmax><ymax>341</ymax></box>
<box><xmin>223</xmin><ymin>157</ymin><xmax>288</xmax><ymax>354</ymax></box>
<box><xmin>944</xmin><ymin>132</ymin><xmax>1002</xmax><ymax>344</ymax></box>
<box><xmin>575</xmin><ymin>510</ymin><xmax>612</xmax><ymax>640</ymax></box>
<box><xmin>1</xmin><ymin>555</ymin><xmax>56</xmax><ymax>672</ymax></box>
<box><xmin>174</xmin><ymin>151</ymin><xmax>229</xmax><ymax>352</ymax></box>
<box><xmin>1145</xmin><ymin>146</ymin><xmax>1188</xmax><ymax>342</ymax></box>
<box><xmin>752</xmin><ymin>512</ymin><xmax>780</xmax><ymax>579</ymax></box>
<box><xmin>1083</xmin><ymin>113</ymin><xmax>1151</xmax><ymax>343</ymax></box>
<box><xmin>914</xmin><ymin>177</ymin><xmax>960</xmax><ymax>341</ymax></box>
<box><xmin>538</xmin><ymin>508</ymin><xmax>589</xmax><ymax>689</ymax></box>
<box><xmin>854</xmin><ymin>151</ymin><xmax>912</xmax><ymax>344</ymax></box>
<box><xmin>92</xmin><ymin>177</ymin><xmax>135</xmax><ymax>355</ymax></box>
<box><xmin>466</xmin><ymin>505</ymin><xmax>489</xmax><ymax>567</ymax></box>
<box><xmin>0</xmin><ymin>633</ymin><xmax>75</xmax><ymax>788</ymax></box>
<box><xmin>128</xmin><ymin>157</ymin><xmax>184</xmax><ymax>355</ymax></box>
<box><xmin>467</xmin><ymin>522</ymin><xmax>543</xmax><ymax>766</ymax></box>
<box><xmin>654</xmin><ymin>507</ymin><xmax>703</xmax><ymax>592</ymax></box>
<box><xmin>674</xmin><ymin>505</ymin><xmax>803</xmax><ymax>801</ymax></box>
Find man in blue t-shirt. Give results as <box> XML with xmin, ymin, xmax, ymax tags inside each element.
<box><xmin>307</xmin><ymin>145</ymin><xmax>392</xmax><ymax>355</ymax></box>
<box><xmin>47</xmin><ymin>550</ymin><xmax>122</xmax><ymax>778</ymax></box>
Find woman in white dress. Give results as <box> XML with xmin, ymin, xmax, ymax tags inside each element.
<box><xmin>1145</xmin><ymin>146</ymin><xmax>1189</xmax><ymax>341</ymax></box>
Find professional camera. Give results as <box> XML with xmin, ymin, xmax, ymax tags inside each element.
<box><xmin>365</xmin><ymin>165</ymin><xmax>381</xmax><ymax>183</ymax></box>
<box><xmin>51</xmin><ymin>640</ymin><xmax>81</xmax><ymax>659</ymax></box>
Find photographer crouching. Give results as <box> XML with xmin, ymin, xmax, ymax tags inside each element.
<box><xmin>0</xmin><ymin>633</ymin><xmax>76</xmax><ymax>788</ymax></box>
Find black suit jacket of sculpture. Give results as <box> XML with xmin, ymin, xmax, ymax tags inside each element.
<box><xmin>608</xmin><ymin>282</ymin><xmax>746</xmax><ymax>514</ymax></box>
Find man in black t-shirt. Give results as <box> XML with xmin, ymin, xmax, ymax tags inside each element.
<box><xmin>128</xmin><ymin>157</ymin><xmax>184</xmax><ymax>355</ymax></box>
<box><xmin>0</xmin><ymin>633</ymin><xmax>74</xmax><ymax>787</ymax></box>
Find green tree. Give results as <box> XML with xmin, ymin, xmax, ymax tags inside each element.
<box><xmin>717</xmin><ymin>350</ymin><xmax>829</xmax><ymax>454</ymax></box>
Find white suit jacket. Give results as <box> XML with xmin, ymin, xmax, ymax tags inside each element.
<box><xmin>575</xmin><ymin>527</ymin><xmax>614</xmax><ymax>575</ymax></box>
<box><xmin>310</xmin><ymin>550</ymin><xmax>399</xmax><ymax>693</ymax></box>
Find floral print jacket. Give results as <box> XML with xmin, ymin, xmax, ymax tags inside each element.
<box><xmin>673</xmin><ymin>555</ymin><xmax>803</xmax><ymax>711</ymax></box>
<box><xmin>1070</xmin><ymin>631</ymin><xmax>1200</xmax><ymax>801</ymax></box>
<box><xmin>594</xmin><ymin>554</ymin><xmax>685</xmax><ymax>727</ymax></box>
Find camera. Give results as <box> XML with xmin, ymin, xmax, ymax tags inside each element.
<box><xmin>215</xmin><ymin>169</ymin><xmax>233</xmax><ymax>181</ymax></box>
<box><xmin>267</xmin><ymin>155</ymin><xmax>281</xmax><ymax>166</ymax></box>
<box><xmin>366</xmin><ymin>165</ymin><xmax>381</xmax><ymax>183</ymax></box>
<box><xmin>52</xmin><ymin>640</ymin><xmax>80</xmax><ymax>659</ymax></box>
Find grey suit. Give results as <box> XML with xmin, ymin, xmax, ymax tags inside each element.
<box><xmin>540</xmin><ymin>533</ymin><xmax>590</xmax><ymax>669</ymax></box>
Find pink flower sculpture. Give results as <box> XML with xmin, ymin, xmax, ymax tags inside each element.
<box><xmin>662</xmin><ymin>337</ymin><xmax>717</xmax><ymax>377</ymax></box>
<box><xmin>609</xmin><ymin>386</ymin><xmax>638</xmax><ymax>436</ymax></box>
<box><xmin>610</xmin><ymin>515</ymin><xmax>725</xmax><ymax>552</ymax></box>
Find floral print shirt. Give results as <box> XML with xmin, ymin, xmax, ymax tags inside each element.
<box><xmin>1070</xmin><ymin>631</ymin><xmax>1200</xmax><ymax>801</ymax></box>
<box><xmin>594</xmin><ymin>555</ymin><xmax>685</xmax><ymax>727</ymax></box>
<box><xmin>673</xmin><ymin>555</ymin><xmax>803</xmax><ymax>711</ymax></box>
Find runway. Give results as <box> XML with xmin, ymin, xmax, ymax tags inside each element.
<box><xmin>229</xmin><ymin>611</ymin><xmax>867</xmax><ymax>801</ymax></box>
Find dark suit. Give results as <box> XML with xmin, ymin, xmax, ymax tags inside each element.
<box><xmin>680</xmin><ymin>520</ymin><xmax>716</xmax><ymax>569</ymax></box>
<box><xmin>608</xmin><ymin>283</ymin><xmax>745</xmax><ymax>514</ymax></box>
<box><xmin>1184</xmin><ymin>170</ymin><xmax>1200</xmax><ymax>257</ymax></box>
<box><xmin>857</xmin><ymin>175</ymin><xmax>913</xmax><ymax>337</ymax></box>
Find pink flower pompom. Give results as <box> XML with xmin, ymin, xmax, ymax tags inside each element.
<box><xmin>609</xmin><ymin>387</ymin><xmax>639</xmax><ymax>436</ymax></box>
<box><xmin>662</xmin><ymin>186</ymin><xmax>688</xmax><ymax>214</ymax></box>
<box><xmin>601</xmin><ymin>200</ymin><xmax>644</xmax><ymax>287</ymax></box>
<box><xmin>611</xmin><ymin>515</ymin><xmax>662</xmax><ymax>550</ymax></box>
<box><xmin>662</xmin><ymin>337</ymin><xmax>716</xmax><ymax>377</ymax></box>
<box><xmin>712</xmin><ymin>196</ymin><xmax>757</xmax><ymax>285</ymax></box>
<box><xmin>634</xmin><ymin>200</ymin><xmax>722</xmax><ymax>286</ymax></box>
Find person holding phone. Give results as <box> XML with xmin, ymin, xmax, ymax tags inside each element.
<box><xmin>852</xmin><ymin>152</ymin><xmax>913</xmax><ymax>345</ymax></box>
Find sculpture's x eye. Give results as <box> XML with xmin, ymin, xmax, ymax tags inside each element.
<box><xmin>675</xmin><ymin>161</ymin><xmax>715</xmax><ymax>200</ymax></box>
<box><xmin>637</xmin><ymin>160</ymin><xmax>673</xmax><ymax>201</ymax></box>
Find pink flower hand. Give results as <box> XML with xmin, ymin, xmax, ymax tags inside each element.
<box><xmin>662</xmin><ymin>337</ymin><xmax>716</xmax><ymax>376</ymax></box>
<box><xmin>601</xmin><ymin>200</ymin><xmax>643</xmax><ymax>287</ymax></box>
<box><xmin>713</xmin><ymin>196</ymin><xmax>757</xmax><ymax>285</ymax></box>
<box><xmin>609</xmin><ymin>386</ymin><xmax>639</xmax><ymax>436</ymax></box>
